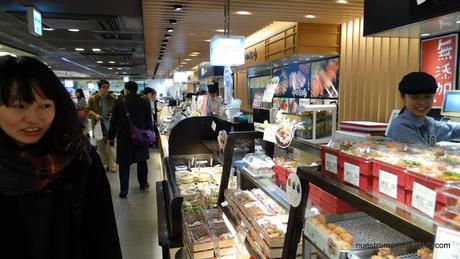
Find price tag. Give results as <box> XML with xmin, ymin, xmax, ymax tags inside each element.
<box><xmin>325</xmin><ymin>153</ymin><xmax>338</xmax><ymax>174</ymax></box>
<box><xmin>433</xmin><ymin>226</ymin><xmax>460</xmax><ymax>259</ymax></box>
<box><xmin>263</xmin><ymin>124</ymin><xmax>277</xmax><ymax>143</ymax></box>
<box><xmin>379</xmin><ymin>170</ymin><xmax>398</xmax><ymax>199</ymax></box>
<box><xmin>412</xmin><ymin>182</ymin><xmax>436</xmax><ymax>218</ymax></box>
<box><xmin>344</xmin><ymin>162</ymin><xmax>360</xmax><ymax>187</ymax></box>
<box><xmin>211</xmin><ymin>121</ymin><xmax>216</xmax><ymax>131</ymax></box>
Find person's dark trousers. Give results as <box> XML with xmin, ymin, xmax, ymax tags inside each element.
<box><xmin>119</xmin><ymin>161</ymin><xmax>149</xmax><ymax>195</ymax></box>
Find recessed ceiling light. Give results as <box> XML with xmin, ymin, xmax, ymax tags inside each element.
<box><xmin>75</xmin><ymin>48</ymin><xmax>85</xmax><ymax>51</ymax></box>
<box><xmin>305</xmin><ymin>58</ymin><xmax>310</xmax><ymax>61</ymax></box>
<box><xmin>191</xmin><ymin>52</ymin><xmax>200</xmax><ymax>55</ymax></box>
<box><xmin>305</xmin><ymin>15</ymin><xmax>316</xmax><ymax>19</ymax></box>
<box><xmin>216</xmin><ymin>29</ymin><xmax>225</xmax><ymax>33</ymax></box>
<box><xmin>184</xmin><ymin>58</ymin><xmax>192</xmax><ymax>61</ymax></box>
<box><xmin>456</xmin><ymin>20</ymin><xmax>460</xmax><ymax>24</ymax></box>
<box><xmin>236</xmin><ymin>11</ymin><xmax>252</xmax><ymax>15</ymax></box>
<box><xmin>167</xmin><ymin>28</ymin><xmax>174</xmax><ymax>33</ymax></box>
<box><xmin>421</xmin><ymin>33</ymin><xmax>431</xmax><ymax>37</ymax></box>
<box><xmin>68</xmin><ymin>28</ymin><xmax>80</xmax><ymax>32</ymax></box>
<box><xmin>92</xmin><ymin>48</ymin><xmax>101</xmax><ymax>52</ymax></box>
<box><xmin>43</xmin><ymin>27</ymin><xmax>54</xmax><ymax>31</ymax></box>
<box><xmin>181</xmin><ymin>62</ymin><xmax>187</xmax><ymax>64</ymax></box>
<box><xmin>283</xmin><ymin>63</ymin><xmax>288</xmax><ymax>65</ymax></box>
<box><xmin>161</xmin><ymin>44</ymin><xmax>167</xmax><ymax>47</ymax></box>
<box><xmin>117</xmin><ymin>67</ymin><xmax>122</xmax><ymax>70</ymax></box>
<box><xmin>169</xmin><ymin>19</ymin><xmax>177</xmax><ymax>24</ymax></box>
<box><xmin>162</xmin><ymin>39</ymin><xmax>168</xmax><ymax>43</ymax></box>
<box><xmin>319</xmin><ymin>56</ymin><xmax>324</xmax><ymax>58</ymax></box>
<box><xmin>336</xmin><ymin>0</ymin><xmax>348</xmax><ymax>3</ymax></box>
<box><xmin>205</xmin><ymin>39</ymin><xmax>211</xmax><ymax>42</ymax></box>
<box><xmin>109</xmin><ymin>61</ymin><xmax>115</xmax><ymax>64</ymax></box>
<box><xmin>165</xmin><ymin>34</ymin><xmax>171</xmax><ymax>39</ymax></box>
<box><xmin>108</xmin><ymin>67</ymin><xmax>113</xmax><ymax>70</ymax></box>
<box><xmin>173</xmin><ymin>4</ymin><xmax>183</xmax><ymax>11</ymax></box>
<box><xmin>97</xmin><ymin>61</ymin><xmax>103</xmax><ymax>64</ymax></box>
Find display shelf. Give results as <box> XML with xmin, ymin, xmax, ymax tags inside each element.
<box><xmin>238</xmin><ymin>166</ymin><xmax>290</xmax><ymax>210</ymax></box>
<box><xmin>291</xmin><ymin>137</ymin><xmax>322</xmax><ymax>156</ymax></box>
<box><xmin>201</xmin><ymin>139</ymin><xmax>248</xmax><ymax>166</ymax></box>
<box><xmin>297</xmin><ymin>166</ymin><xmax>437</xmax><ymax>243</ymax></box>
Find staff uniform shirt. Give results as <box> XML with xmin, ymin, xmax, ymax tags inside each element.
<box><xmin>387</xmin><ymin>109</ymin><xmax>460</xmax><ymax>145</ymax></box>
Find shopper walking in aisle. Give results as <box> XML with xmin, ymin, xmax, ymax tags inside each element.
<box><xmin>0</xmin><ymin>56</ymin><xmax>122</xmax><ymax>259</ymax></box>
<box><xmin>75</xmin><ymin>88</ymin><xmax>89</xmax><ymax>135</ymax></box>
<box><xmin>388</xmin><ymin>72</ymin><xmax>460</xmax><ymax>145</ymax></box>
<box><xmin>87</xmin><ymin>79</ymin><xmax>117</xmax><ymax>172</ymax></box>
<box><xmin>108</xmin><ymin>81</ymin><xmax>153</xmax><ymax>198</ymax></box>
<box><xmin>142</xmin><ymin>87</ymin><xmax>159</xmax><ymax>147</ymax></box>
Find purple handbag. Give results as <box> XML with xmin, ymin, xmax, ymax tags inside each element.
<box><xmin>121</xmin><ymin>97</ymin><xmax>155</xmax><ymax>147</ymax></box>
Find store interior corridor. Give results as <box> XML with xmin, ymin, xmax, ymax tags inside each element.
<box><xmin>107</xmin><ymin>148</ymin><xmax>163</xmax><ymax>259</ymax></box>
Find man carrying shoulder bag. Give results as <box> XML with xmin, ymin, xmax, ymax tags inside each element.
<box><xmin>108</xmin><ymin>81</ymin><xmax>153</xmax><ymax>198</ymax></box>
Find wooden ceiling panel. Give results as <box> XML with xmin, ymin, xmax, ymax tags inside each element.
<box><xmin>142</xmin><ymin>0</ymin><xmax>364</xmax><ymax>78</ymax></box>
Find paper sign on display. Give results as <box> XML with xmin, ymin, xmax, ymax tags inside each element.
<box><xmin>325</xmin><ymin>153</ymin><xmax>338</xmax><ymax>174</ymax></box>
<box><xmin>433</xmin><ymin>226</ymin><xmax>460</xmax><ymax>259</ymax></box>
<box><xmin>344</xmin><ymin>162</ymin><xmax>360</xmax><ymax>187</ymax></box>
<box><xmin>262</xmin><ymin>77</ymin><xmax>279</xmax><ymax>103</ymax></box>
<box><xmin>412</xmin><ymin>182</ymin><xmax>436</xmax><ymax>218</ymax></box>
<box><xmin>252</xmin><ymin>93</ymin><xmax>263</xmax><ymax>109</ymax></box>
<box><xmin>379</xmin><ymin>170</ymin><xmax>398</xmax><ymax>199</ymax></box>
<box><xmin>286</xmin><ymin>173</ymin><xmax>302</xmax><ymax>207</ymax></box>
<box><xmin>263</xmin><ymin>124</ymin><xmax>277</xmax><ymax>143</ymax></box>
<box><xmin>211</xmin><ymin>121</ymin><xmax>216</xmax><ymax>131</ymax></box>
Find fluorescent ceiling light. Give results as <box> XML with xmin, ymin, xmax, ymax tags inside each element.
<box><xmin>75</xmin><ymin>48</ymin><xmax>85</xmax><ymax>51</ymax></box>
<box><xmin>305</xmin><ymin>15</ymin><xmax>316</xmax><ymax>19</ymax></box>
<box><xmin>236</xmin><ymin>11</ymin><xmax>252</xmax><ymax>15</ymax></box>
<box><xmin>43</xmin><ymin>27</ymin><xmax>54</xmax><ymax>31</ymax></box>
<box><xmin>97</xmin><ymin>61</ymin><xmax>103</xmax><ymax>64</ymax></box>
<box><xmin>92</xmin><ymin>48</ymin><xmax>101</xmax><ymax>52</ymax></box>
<box><xmin>421</xmin><ymin>33</ymin><xmax>431</xmax><ymax>37</ymax></box>
<box><xmin>68</xmin><ymin>28</ymin><xmax>80</xmax><ymax>32</ymax></box>
<box><xmin>109</xmin><ymin>61</ymin><xmax>115</xmax><ymax>64</ymax></box>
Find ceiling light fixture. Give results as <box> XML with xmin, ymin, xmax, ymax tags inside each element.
<box><xmin>92</xmin><ymin>48</ymin><xmax>101</xmax><ymax>52</ymax></box>
<box><xmin>191</xmin><ymin>52</ymin><xmax>200</xmax><ymax>55</ymax></box>
<box><xmin>167</xmin><ymin>28</ymin><xmax>174</xmax><ymax>33</ymax></box>
<box><xmin>216</xmin><ymin>29</ymin><xmax>225</xmax><ymax>33</ymax></box>
<box><xmin>456</xmin><ymin>20</ymin><xmax>460</xmax><ymax>24</ymax></box>
<box><xmin>236</xmin><ymin>11</ymin><xmax>252</xmax><ymax>15</ymax></box>
<box><xmin>75</xmin><ymin>48</ymin><xmax>85</xmax><ymax>51</ymax></box>
<box><xmin>68</xmin><ymin>28</ymin><xmax>80</xmax><ymax>32</ymax></box>
<box><xmin>97</xmin><ymin>61</ymin><xmax>103</xmax><ymax>64</ymax></box>
<box><xmin>109</xmin><ymin>61</ymin><xmax>115</xmax><ymax>64</ymax></box>
<box><xmin>421</xmin><ymin>33</ymin><xmax>431</xmax><ymax>37</ymax></box>
<box><xmin>319</xmin><ymin>55</ymin><xmax>324</xmax><ymax>58</ymax></box>
<box><xmin>108</xmin><ymin>67</ymin><xmax>113</xmax><ymax>70</ymax></box>
<box><xmin>336</xmin><ymin>0</ymin><xmax>348</xmax><ymax>3</ymax></box>
<box><xmin>43</xmin><ymin>27</ymin><xmax>54</xmax><ymax>31</ymax></box>
<box><xmin>169</xmin><ymin>19</ymin><xmax>177</xmax><ymax>24</ymax></box>
<box><xmin>162</xmin><ymin>39</ymin><xmax>168</xmax><ymax>43</ymax></box>
<box><xmin>117</xmin><ymin>67</ymin><xmax>122</xmax><ymax>70</ymax></box>
<box><xmin>181</xmin><ymin>62</ymin><xmax>187</xmax><ymax>64</ymax></box>
<box><xmin>165</xmin><ymin>34</ymin><xmax>171</xmax><ymax>39</ymax></box>
<box><xmin>173</xmin><ymin>5</ymin><xmax>183</xmax><ymax>11</ymax></box>
<box><xmin>184</xmin><ymin>58</ymin><xmax>192</xmax><ymax>61</ymax></box>
<box><xmin>305</xmin><ymin>15</ymin><xmax>316</xmax><ymax>19</ymax></box>
<box><xmin>161</xmin><ymin>44</ymin><xmax>167</xmax><ymax>47</ymax></box>
<box><xmin>205</xmin><ymin>39</ymin><xmax>211</xmax><ymax>42</ymax></box>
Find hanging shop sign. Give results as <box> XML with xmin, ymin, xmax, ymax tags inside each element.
<box><xmin>420</xmin><ymin>34</ymin><xmax>458</xmax><ymax>108</ymax></box>
<box><xmin>173</xmin><ymin>71</ymin><xmax>187</xmax><ymax>83</ymax></box>
<box><xmin>210</xmin><ymin>35</ymin><xmax>245</xmax><ymax>66</ymax></box>
<box><xmin>27</xmin><ymin>7</ymin><xmax>42</xmax><ymax>37</ymax></box>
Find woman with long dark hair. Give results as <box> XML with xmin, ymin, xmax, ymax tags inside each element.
<box><xmin>0</xmin><ymin>56</ymin><xmax>122</xmax><ymax>259</ymax></box>
<box><xmin>75</xmin><ymin>88</ymin><xmax>89</xmax><ymax>135</ymax></box>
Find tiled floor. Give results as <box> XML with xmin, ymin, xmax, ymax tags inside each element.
<box><xmin>106</xmin><ymin>148</ymin><xmax>164</xmax><ymax>259</ymax></box>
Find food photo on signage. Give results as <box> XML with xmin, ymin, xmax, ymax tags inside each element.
<box><xmin>273</xmin><ymin>63</ymin><xmax>311</xmax><ymax>98</ymax></box>
<box><xmin>310</xmin><ymin>58</ymin><xmax>340</xmax><ymax>98</ymax></box>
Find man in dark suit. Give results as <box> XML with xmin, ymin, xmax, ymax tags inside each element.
<box><xmin>108</xmin><ymin>81</ymin><xmax>153</xmax><ymax>198</ymax></box>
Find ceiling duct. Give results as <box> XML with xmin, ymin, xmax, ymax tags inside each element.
<box><xmin>98</xmin><ymin>17</ymin><xmax>132</xmax><ymax>40</ymax></box>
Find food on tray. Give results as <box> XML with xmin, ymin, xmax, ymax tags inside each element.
<box><xmin>309</xmin><ymin>218</ymin><xmax>321</xmax><ymax>226</ymax></box>
<box><xmin>196</xmin><ymin>173</ymin><xmax>211</xmax><ymax>182</ymax></box>
<box><xmin>339</xmin><ymin>233</ymin><xmax>353</xmax><ymax>244</ymax></box>
<box><xmin>251</xmin><ymin>188</ymin><xmax>270</xmax><ymax>201</ymax></box>
<box><xmin>416</xmin><ymin>247</ymin><xmax>432</xmax><ymax>259</ymax></box>
<box><xmin>257</xmin><ymin>217</ymin><xmax>286</xmax><ymax>238</ymax></box>
<box><xmin>183</xmin><ymin>212</ymin><xmax>205</xmax><ymax>227</ymax></box>
<box><xmin>234</xmin><ymin>190</ymin><xmax>258</xmax><ymax>204</ymax></box>
<box><xmin>179</xmin><ymin>173</ymin><xmax>194</xmax><ymax>184</ymax></box>
<box><xmin>317</xmin><ymin>214</ymin><xmax>326</xmax><ymax>224</ymax></box>
<box><xmin>370</xmin><ymin>247</ymin><xmax>398</xmax><ymax>259</ymax></box>
<box><xmin>245</xmin><ymin>202</ymin><xmax>272</xmax><ymax>219</ymax></box>
<box><xmin>308</xmin><ymin>214</ymin><xmax>355</xmax><ymax>251</ymax></box>
<box><xmin>190</xmin><ymin>225</ymin><xmax>212</xmax><ymax>244</ymax></box>
<box><xmin>333</xmin><ymin>226</ymin><xmax>346</xmax><ymax>235</ymax></box>
<box><xmin>203</xmin><ymin>209</ymin><xmax>224</xmax><ymax>224</ymax></box>
<box><xmin>209</xmin><ymin>222</ymin><xmax>233</xmax><ymax>241</ymax></box>
<box><xmin>327</xmin><ymin>223</ymin><xmax>337</xmax><ymax>230</ymax></box>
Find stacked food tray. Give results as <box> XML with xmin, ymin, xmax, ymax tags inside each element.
<box><xmin>182</xmin><ymin>208</ymin><xmax>235</xmax><ymax>259</ymax></box>
<box><xmin>304</xmin><ymin>213</ymin><xmax>414</xmax><ymax>259</ymax></box>
<box><xmin>223</xmin><ymin>189</ymin><xmax>302</xmax><ymax>259</ymax></box>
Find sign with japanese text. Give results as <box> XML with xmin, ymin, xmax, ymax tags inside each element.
<box><xmin>421</xmin><ymin>34</ymin><xmax>458</xmax><ymax>107</ymax></box>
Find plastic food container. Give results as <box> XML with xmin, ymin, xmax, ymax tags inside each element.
<box><xmin>405</xmin><ymin>171</ymin><xmax>447</xmax><ymax>217</ymax></box>
<box><xmin>436</xmin><ymin>182</ymin><xmax>460</xmax><ymax>207</ymax></box>
<box><xmin>434</xmin><ymin>206</ymin><xmax>460</xmax><ymax>230</ymax></box>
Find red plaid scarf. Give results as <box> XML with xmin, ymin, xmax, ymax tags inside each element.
<box><xmin>18</xmin><ymin>152</ymin><xmax>75</xmax><ymax>191</ymax></box>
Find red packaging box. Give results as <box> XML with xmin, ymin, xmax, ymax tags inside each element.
<box><xmin>404</xmin><ymin>171</ymin><xmax>447</xmax><ymax>217</ymax></box>
<box><xmin>339</xmin><ymin>153</ymin><xmax>373</xmax><ymax>191</ymax></box>
<box><xmin>371</xmin><ymin>160</ymin><xmax>407</xmax><ymax>204</ymax></box>
<box><xmin>320</xmin><ymin>146</ymin><xmax>341</xmax><ymax>179</ymax></box>
<box><xmin>308</xmin><ymin>183</ymin><xmax>357</xmax><ymax>215</ymax></box>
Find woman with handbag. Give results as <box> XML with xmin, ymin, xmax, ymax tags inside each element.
<box><xmin>108</xmin><ymin>81</ymin><xmax>153</xmax><ymax>198</ymax></box>
<box><xmin>75</xmin><ymin>88</ymin><xmax>89</xmax><ymax>135</ymax></box>
<box><xmin>0</xmin><ymin>56</ymin><xmax>122</xmax><ymax>259</ymax></box>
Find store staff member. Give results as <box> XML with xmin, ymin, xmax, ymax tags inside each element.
<box><xmin>207</xmin><ymin>83</ymin><xmax>222</xmax><ymax>116</ymax></box>
<box><xmin>387</xmin><ymin>72</ymin><xmax>460</xmax><ymax>146</ymax></box>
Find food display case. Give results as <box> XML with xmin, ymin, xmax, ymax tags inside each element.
<box><xmin>294</xmin><ymin>104</ymin><xmax>337</xmax><ymax>144</ymax></box>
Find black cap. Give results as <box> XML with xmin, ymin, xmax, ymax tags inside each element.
<box><xmin>398</xmin><ymin>72</ymin><xmax>438</xmax><ymax>95</ymax></box>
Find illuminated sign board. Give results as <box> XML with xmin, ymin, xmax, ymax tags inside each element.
<box><xmin>27</xmin><ymin>7</ymin><xmax>42</xmax><ymax>36</ymax></box>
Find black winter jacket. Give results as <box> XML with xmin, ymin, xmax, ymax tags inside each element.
<box><xmin>0</xmin><ymin>149</ymin><xmax>122</xmax><ymax>259</ymax></box>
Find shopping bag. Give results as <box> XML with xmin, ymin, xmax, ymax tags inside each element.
<box><xmin>94</xmin><ymin>121</ymin><xmax>104</xmax><ymax>140</ymax></box>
